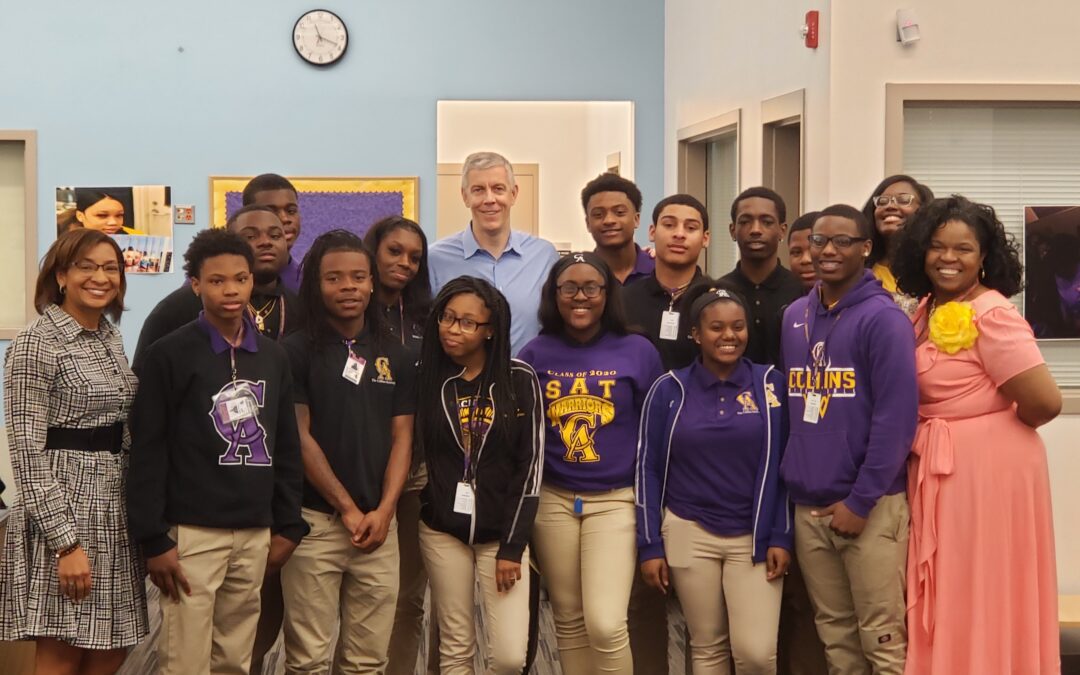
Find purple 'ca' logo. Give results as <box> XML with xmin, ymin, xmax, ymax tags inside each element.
<box><xmin>208</xmin><ymin>380</ymin><xmax>273</xmax><ymax>466</ymax></box>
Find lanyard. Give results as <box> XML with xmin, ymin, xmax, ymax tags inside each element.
<box><xmin>453</xmin><ymin>381</ymin><xmax>486</xmax><ymax>482</ymax></box>
<box><xmin>226</xmin><ymin>322</ymin><xmax>245</xmax><ymax>382</ymax></box>
<box><xmin>397</xmin><ymin>298</ymin><xmax>406</xmax><ymax>346</ymax></box>
<box><xmin>802</xmin><ymin>303</ymin><xmax>845</xmax><ymax>380</ymax></box>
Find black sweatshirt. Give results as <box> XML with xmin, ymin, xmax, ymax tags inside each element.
<box><xmin>127</xmin><ymin>315</ymin><xmax>307</xmax><ymax>557</ymax></box>
<box><xmin>131</xmin><ymin>280</ymin><xmax>302</xmax><ymax>374</ymax></box>
<box><xmin>419</xmin><ymin>360</ymin><xmax>543</xmax><ymax>562</ymax></box>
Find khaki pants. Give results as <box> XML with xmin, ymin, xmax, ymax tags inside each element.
<box><xmin>663</xmin><ymin>510</ymin><xmax>782</xmax><ymax>675</ymax></box>
<box><xmin>795</xmin><ymin>493</ymin><xmax>908</xmax><ymax>675</ymax></box>
<box><xmin>532</xmin><ymin>485</ymin><xmax>635</xmax><ymax>675</ymax></box>
<box><xmin>418</xmin><ymin>522</ymin><xmax>530</xmax><ymax>675</ymax></box>
<box><xmin>387</xmin><ymin>485</ymin><xmax>431</xmax><ymax>675</ymax></box>
<box><xmin>281</xmin><ymin>508</ymin><xmax>399</xmax><ymax>674</ymax></box>
<box><xmin>159</xmin><ymin>525</ymin><xmax>271</xmax><ymax>675</ymax></box>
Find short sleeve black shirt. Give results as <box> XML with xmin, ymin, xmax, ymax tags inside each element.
<box><xmin>621</xmin><ymin>268</ymin><xmax>703</xmax><ymax>371</ymax></box>
<box><xmin>284</xmin><ymin>327</ymin><xmax>417</xmax><ymax>513</ymax></box>
<box><xmin>719</xmin><ymin>261</ymin><xmax>804</xmax><ymax>366</ymax></box>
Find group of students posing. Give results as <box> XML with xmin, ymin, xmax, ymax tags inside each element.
<box><xmin>0</xmin><ymin>152</ymin><xmax>1064</xmax><ymax>675</ymax></box>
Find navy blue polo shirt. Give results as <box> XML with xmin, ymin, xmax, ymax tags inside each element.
<box><xmin>284</xmin><ymin>327</ymin><xmax>417</xmax><ymax>513</ymax></box>
<box><xmin>666</xmin><ymin>358</ymin><xmax>763</xmax><ymax>536</ymax></box>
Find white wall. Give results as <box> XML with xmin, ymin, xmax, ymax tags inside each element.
<box><xmin>664</xmin><ymin>0</ymin><xmax>832</xmax><ymax>213</ymax></box>
<box><xmin>437</xmin><ymin>101</ymin><xmax>633</xmax><ymax>251</ymax></box>
<box><xmin>827</xmin><ymin>0</ymin><xmax>1080</xmax><ymax>206</ymax></box>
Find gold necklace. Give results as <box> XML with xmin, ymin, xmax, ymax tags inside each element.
<box><xmin>247</xmin><ymin>297</ymin><xmax>277</xmax><ymax>333</ymax></box>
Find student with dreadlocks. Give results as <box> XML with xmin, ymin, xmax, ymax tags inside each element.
<box><xmin>279</xmin><ymin>230</ymin><xmax>416</xmax><ymax>673</ymax></box>
<box><xmin>517</xmin><ymin>252</ymin><xmax>661</xmax><ymax>675</ymax></box>
<box><xmin>415</xmin><ymin>276</ymin><xmax>543</xmax><ymax>674</ymax></box>
<box><xmin>637</xmin><ymin>282</ymin><xmax>792</xmax><ymax>675</ymax></box>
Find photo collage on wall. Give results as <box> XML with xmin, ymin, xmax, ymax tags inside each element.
<box><xmin>55</xmin><ymin>186</ymin><xmax>174</xmax><ymax>274</ymax></box>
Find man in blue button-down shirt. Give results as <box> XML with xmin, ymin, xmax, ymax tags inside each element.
<box><xmin>428</xmin><ymin>151</ymin><xmax>559</xmax><ymax>356</ymax></box>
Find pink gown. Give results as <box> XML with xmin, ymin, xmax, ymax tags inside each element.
<box><xmin>905</xmin><ymin>291</ymin><xmax>1059</xmax><ymax>674</ymax></box>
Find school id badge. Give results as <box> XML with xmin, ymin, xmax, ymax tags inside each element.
<box><xmin>342</xmin><ymin>351</ymin><xmax>366</xmax><ymax>385</ymax></box>
<box><xmin>213</xmin><ymin>382</ymin><xmax>260</xmax><ymax>425</ymax></box>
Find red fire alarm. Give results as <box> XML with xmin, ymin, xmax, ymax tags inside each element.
<box><xmin>804</xmin><ymin>10</ymin><xmax>820</xmax><ymax>49</ymax></box>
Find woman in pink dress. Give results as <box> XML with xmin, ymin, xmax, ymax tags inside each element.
<box><xmin>892</xmin><ymin>195</ymin><xmax>1063</xmax><ymax>674</ymax></box>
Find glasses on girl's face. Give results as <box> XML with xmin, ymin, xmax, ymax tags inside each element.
<box><xmin>71</xmin><ymin>260</ymin><xmax>122</xmax><ymax>275</ymax></box>
<box><xmin>438</xmin><ymin>311</ymin><xmax>490</xmax><ymax>334</ymax></box>
<box><xmin>807</xmin><ymin>234</ymin><xmax>869</xmax><ymax>250</ymax></box>
<box><xmin>873</xmin><ymin>193</ymin><xmax>917</xmax><ymax>208</ymax></box>
<box><xmin>556</xmin><ymin>282</ymin><xmax>606</xmax><ymax>299</ymax></box>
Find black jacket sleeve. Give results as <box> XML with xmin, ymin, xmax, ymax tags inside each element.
<box><xmin>270</xmin><ymin>350</ymin><xmax>308</xmax><ymax>543</ymax></box>
<box><xmin>127</xmin><ymin>342</ymin><xmax>176</xmax><ymax>557</ymax></box>
<box><xmin>497</xmin><ymin>363</ymin><xmax>544</xmax><ymax>562</ymax></box>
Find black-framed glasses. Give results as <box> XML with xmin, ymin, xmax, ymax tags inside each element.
<box><xmin>556</xmin><ymin>282</ymin><xmax>606</xmax><ymax>299</ymax></box>
<box><xmin>807</xmin><ymin>234</ymin><xmax>869</xmax><ymax>250</ymax></box>
<box><xmin>438</xmin><ymin>311</ymin><xmax>490</xmax><ymax>335</ymax></box>
<box><xmin>873</xmin><ymin>193</ymin><xmax>917</xmax><ymax>208</ymax></box>
<box><xmin>71</xmin><ymin>260</ymin><xmax>122</xmax><ymax>275</ymax></box>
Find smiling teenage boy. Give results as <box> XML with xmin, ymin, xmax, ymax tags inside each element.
<box><xmin>128</xmin><ymin>228</ymin><xmax>306</xmax><ymax>675</ymax></box>
<box><xmin>779</xmin><ymin>205</ymin><xmax>917</xmax><ymax>675</ymax></box>
<box><xmin>622</xmin><ymin>194</ymin><xmax>710</xmax><ymax>372</ymax></box>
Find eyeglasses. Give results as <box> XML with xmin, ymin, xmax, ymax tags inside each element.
<box><xmin>438</xmin><ymin>311</ymin><xmax>490</xmax><ymax>335</ymax></box>
<box><xmin>807</xmin><ymin>234</ymin><xmax>869</xmax><ymax>250</ymax></box>
<box><xmin>71</xmin><ymin>260</ymin><xmax>122</xmax><ymax>275</ymax></box>
<box><xmin>556</xmin><ymin>282</ymin><xmax>606</xmax><ymax>299</ymax></box>
<box><xmin>873</xmin><ymin>193</ymin><xmax>917</xmax><ymax>208</ymax></box>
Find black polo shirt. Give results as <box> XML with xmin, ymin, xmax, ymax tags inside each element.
<box><xmin>283</xmin><ymin>327</ymin><xmax>417</xmax><ymax>514</ymax></box>
<box><xmin>719</xmin><ymin>261</ymin><xmax>804</xmax><ymax>366</ymax></box>
<box><xmin>621</xmin><ymin>267</ymin><xmax>703</xmax><ymax>371</ymax></box>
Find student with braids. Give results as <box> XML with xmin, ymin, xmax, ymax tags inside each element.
<box><xmin>280</xmin><ymin>230</ymin><xmax>416</xmax><ymax>673</ymax></box>
<box><xmin>415</xmin><ymin>277</ymin><xmax>544</xmax><ymax>674</ymax></box>
<box><xmin>518</xmin><ymin>252</ymin><xmax>662</xmax><ymax>675</ymax></box>
<box><xmin>637</xmin><ymin>282</ymin><xmax>792</xmax><ymax>675</ymax></box>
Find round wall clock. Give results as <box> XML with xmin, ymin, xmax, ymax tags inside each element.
<box><xmin>293</xmin><ymin>10</ymin><xmax>348</xmax><ymax>66</ymax></box>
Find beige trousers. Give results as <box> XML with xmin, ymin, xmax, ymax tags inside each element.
<box><xmin>386</xmin><ymin>480</ymin><xmax>431</xmax><ymax>675</ymax></box>
<box><xmin>794</xmin><ymin>493</ymin><xmax>909</xmax><ymax>675</ymax></box>
<box><xmin>663</xmin><ymin>510</ymin><xmax>783</xmax><ymax>675</ymax></box>
<box><xmin>531</xmin><ymin>484</ymin><xmax>635</xmax><ymax>675</ymax></box>
<box><xmin>418</xmin><ymin>522</ymin><xmax>530</xmax><ymax>675</ymax></box>
<box><xmin>280</xmin><ymin>507</ymin><xmax>399</xmax><ymax>674</ymax></box>
<box><xmin>159</xmin><ymin>525</ymin><xmax>271</xmax><ymax>675</ymax></box>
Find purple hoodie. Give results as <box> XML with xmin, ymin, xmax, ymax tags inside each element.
<box><xmin>779</xmin><ymin>270</ymin><xmax>917</xmax><ymax>518</ymax></box>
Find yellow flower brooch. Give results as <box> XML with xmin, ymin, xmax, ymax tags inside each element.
<box><xmin>928</xmin><ymin>301</ymin><xmax>979</xmax><ymax>354</ymax></box>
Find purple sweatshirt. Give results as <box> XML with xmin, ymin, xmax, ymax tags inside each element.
<box><xmin>519</xmin><ymin>331</ymin><xmax>663</xmax><ymax>492</ymax></box>
<box><xmin>779</xmin><ymin>270</ymin><xmax>917</xmax><ymax>518</ymax></box>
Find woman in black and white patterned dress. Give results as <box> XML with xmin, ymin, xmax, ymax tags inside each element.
<box><xmin>0</xmin><ymin>229</ymin><xmax>147</xmax><ymax>673</ymax></box>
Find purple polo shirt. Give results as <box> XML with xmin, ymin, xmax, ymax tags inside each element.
<box><xmin>197</xmin><ymin>311</ymin><xmax>260</xmax><ymax>354</ymax></box>
<box><xmin>666</xmin><ymin>358</ymin><xmax>763</xmax><ymax>536</ymax></box>
<box><xmin>281</xmin><ymin>255</ymin><xmax>302</xmax><ymax>294</ymax></box>
<box><xmin>621</xmin><ymin>245</ymin><xmax>656</xmax><ymax>286</ymax></box>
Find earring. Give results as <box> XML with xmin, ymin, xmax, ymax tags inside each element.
<box><xmin>862</xmin><ymin>252</ymin><xmax>869</xmax><ymax>258</ymax></box>
<box><xmin>59</xmin><ymin>285</ymin><xmax>66</xmax><ymax>295</ymax></box>
<box><xmin>980</xmin><ymin>267</ymin><xmax>986</xmax><ymax>279</ymax></box>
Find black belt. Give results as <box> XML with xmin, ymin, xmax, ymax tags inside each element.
<box><xmin>45</xmin><ymin>423</ymin><xmax>124</xmax><ymax>454</ymax></box>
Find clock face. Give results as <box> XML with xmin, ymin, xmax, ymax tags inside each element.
<box><xmin>293</xmin><ymin>10</ymin><xmax>348</xmax><ymax>66</ymax></box>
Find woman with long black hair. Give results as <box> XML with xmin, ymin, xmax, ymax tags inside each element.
<box><xmin>415</xmin><ymin>276</ymin><xmax>543</xmax><ymax>674</ymax></box>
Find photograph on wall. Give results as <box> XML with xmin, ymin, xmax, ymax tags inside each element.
<box><xmin>209</xmin><ymin>176</ymin><xmax>418</xmax><ymax>264</ymax></box>
<box><xmin>56</xmin><ymin>186</ymin><xmax>174</xmax><ymax>274</ymax></box>
<box><xmin>1023</xmin><ymin>205</ymin><xmax>1080</xmax><ymax>340</ymax></box>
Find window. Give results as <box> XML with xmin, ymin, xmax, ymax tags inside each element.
<box><xmin>890</xmin><ymin>86</ymin><xmax>1080</xmax><ymax>388</ymax></box>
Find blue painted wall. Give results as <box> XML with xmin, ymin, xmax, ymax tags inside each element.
<box><xmin>0</xmin><ymin>0</ymin><xmax>664</xmax><ymax>367</ymax></box>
